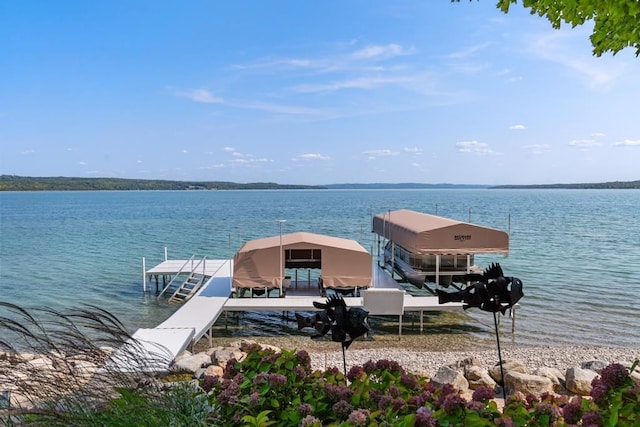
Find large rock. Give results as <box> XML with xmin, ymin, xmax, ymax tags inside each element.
<box><xmin>534</xmin><ymin>367</ymin><xmax>566</xmax><ymax>393</ymax></box>
<box><xmin>431</xmin><ymin>366</ymin><xmax>469</xmax><ymax>393</ymax></box>
<box><xmin>566</xmin><ymin>367</ymin><xmax>598</xmax><ymax>396</ymax></box>
<box><xmin>490</xmin><ymin>360</ymin><xmax>528</xmax><ymax>384</ymax></box>
<box><xmin>209</xmin><ymin>347</ymin><xmax>245</xmax><ymax>367</ymax></box>
<box><xmin>203</xmin><ymin>364</ymin><xmax>224</xmax><ymax>379</ymax></box>
<box><xmin>465</xmin><ymin>365</ymin><xmax>497</xmax><ymax>390</ymax></box>
<box><xmin>449</xmin><ymin>357</ymin><xmax>482</xmax><ymax>370</ymax></box>
<box><xmin>581</xmin><ymin>360</ymin><xmax>607</xmax><ymax>374</ymax></box>
<box><xmin>172</xmin><ymin>352</ymin><xmax>211</xmax><ymax>373</ymax></box>
<box><xmin>504</xmin><ymin>371</ymin><xmax>554</xmax><ymax>397</ymax></box>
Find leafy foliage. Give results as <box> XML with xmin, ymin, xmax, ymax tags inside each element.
<box><xmin>456</xmin><ymin>0</ymin><xmax>640</xmax><ymax>56</ymax></box>
<box><xmin>2</xmin><ymin>303</ymin><xmax>639</xmax><ymax>426</ymax></box>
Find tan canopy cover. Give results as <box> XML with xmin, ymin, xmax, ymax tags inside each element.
<box><xmin>233</xmin><ymin>232</ymin><xmax>372</xmax><ymax>289</ymax></box>
<box><xmin>372</xmin><ymin>209</ymin><xmax>509</xmax><ymax>255</ymax></box>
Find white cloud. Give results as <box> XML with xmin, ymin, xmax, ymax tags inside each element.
<box><xmin>568</xmin><ymin>139</ymin><xmax>601</xmax><ymax>148</ymax></box>
<box><xmin>351</xmin><ymin>43</ymin><xmax>413</xmax><ymax>60</ymax></box>
<box><xmin>224</xmin><ymin>146</ymin><xmax>235</xmax><ymax>152</ymax></box>
<box><xmin>20</xmin><ymin>149</ymin><xmax>35</xmax><ymax>155</ymax></box>
<box><xmin>292</xmin><ymin>75</ymin><xmax>412</xmax><ymax>93</ymax></box>
<box><xmin>523</xmin><ymin>144</ymin><xmax>551</xmax><ymax>155</ymax></box>
<box><xmin>509</xmin><ymin>124</ymin><xmax>526</xmax><ymax>130</ymax></box>
<box><xmin>456</xmin><ymin>140</ymin><xmax>498</xmax><ymax>155</ymax></box>
<box><xmin>79</xmin><ymin>161</ymin><xmax>88</xmax><ymax>166</ymax></box>
<box><xmin>363</xmin><ymin>149</ymin><xmax>399</xmax><ymax>159</ymax></box>
<box><xmin>292</xmin><ymin>153</ymin><xmax>330</xmax><ymax>161</ymax></box>
<box><xmin>229</xmin><ymin>157</ymin><xmax>271</xmax><ymax>165</ymax></box>
<box><xmin>176</xmin><ymin>89</ymin><xmax>223</xmax><ymax>104</ymax></box>
<box><xmin>614</xmin><ymin>139</ymin><xmax>640</xmax><ymax>146</ymax></box>
<box><xmin>529</xmin><ymin>30</ymin><xmax>626</xmax><ymax>90</ymax></box>
<box><xmin>403</xmin><ymin>147</ymin><xmax>422</xmax><ymax>153</ymax></box>
<box><xmin>181</xmin><ymin>150</ymin><xmax>189</xmax><ymax>154</ymax></box>
<box><xmin>448</xmin><ymin>42</ymin><xmax>490</xmax><ymax>59</ymax></box>
<box><xmin>591</xmin><ymin>132</ymin><xmax>606</xmax><ymax>138</ymax></box>
<box><xmin>230</xmin><ymin>100</ymin><xmax>320</xmax><ymax>115</ymax></box>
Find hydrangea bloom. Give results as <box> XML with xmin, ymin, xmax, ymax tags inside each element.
<box><xmin>333</xmin><ymin>399</ymin><xmax>354</xmax><ymax>418</ymax></box>
<box><xmin>295</xmin><ymin>349</ymin><xmax>311</xmax><ymax>368</ymax></box>
<box><xmin>532</xmin><ymin>402</ymin><xmax>560</xmax><ymax>423</ymax></box>
<box><xmin>562</xmin><ymin>397</ymin><xmax>583</xmax><ymax>424</ymax></box>
<box><xmin>472</xmin><ymin>385</ymin><xmax>496</xmax><ymax>402</ymax></box>
<box><xmin>600</xmin><ymin>362</ymin><xmax>629</xmax><ymax>389</ymax></box>
<box><xmin>415</xmin><ymin>406</ymin><xmax>437</xmax><ymax>427</ymax></box>
<box><xmin>400</xmin><ymin>372</ymin><xmax>419</xmax><ymax>390</ymax></box>
<box><xmin>443</xmin><ymin>393</ymin><xmax>466</xmax><ymax>415</ymax></box>
<box><xmin>581</xmin><ymin>410</ymin><xmax>604</xmax><ymax>426</ymax></box>
<box><xmin>347</xmin><ymin>365</ymin><xmax>365</xmax><ymax>382</ymax></box>
<box><xmin>300</xmin><ymin>415</ymin><xmax>321</xmax><ymax>427</ymax></box>
<box><xmin>297</xmin><ymin>403</ymin><xmax>313</xmax><ymax>416</ymax></box>
<box><xmin>268</xmin><ymin>373</ymin><xmax>287</xmax><ymax>388</ymax></box>
<box><xmin>347</xmin><ymin>409</ymin><xmax>370</xmax><ymax>426</ymax></box>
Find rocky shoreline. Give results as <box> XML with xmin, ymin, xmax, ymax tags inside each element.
<box><xmin>307</xmin><ymin>344</ymin><xmax>640</xmax><ymax>378</ymax></box>
<box><xmin>170</xmin><ymin>340</ymin><xmax>640</xmax><ymax>399</ymax></box>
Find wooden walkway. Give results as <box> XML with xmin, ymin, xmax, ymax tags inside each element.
<box><xmin>117</xmin><ymin>260</ymin><xmax>463</xmax><ymax>372</ymax></box>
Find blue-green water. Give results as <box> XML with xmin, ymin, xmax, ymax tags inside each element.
<box><xmin>1</xmin><ymin>189</ymin><xmax>638</xmax><ymax>348</ymax></box>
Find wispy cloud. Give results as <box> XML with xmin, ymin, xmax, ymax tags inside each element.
<box><xmin>456</xmin><ymin>140</ymin><xmax>499</xmax><ymax>155</ymax></box>
<box><xmin>175</xmin><ymin>89</ymin><xmax>224</xmax><ymax>103</ymax></box>
<box><xmin>363</xmin><ymin>149</ymin><xmax>399</xmax><ymax>159</ymax></box>
<box><xmin>568</xmin><ymin>139</ymin><xmax>601</xmax><ymax>149</ymax></box>
<box><xmin>509</xmin><ymin>124</ymin><xmax>526</xmax><ymax>130</ymax></box>
<box><xmin>79</xmin><ymin>161</ymin><xmax>88</xmax><ymax>166</ymax></box>
<box><xmin>523</xmin><ymin>144</ymin><xmax>551</xmax><ymax>155</ymax></box>
<box><xmin>614</xmin><ymin>139</ymin><xmax>640</xmax><ymax>146</ymax></box>
<box><xmin>20</xmin><ymin>149</ymin><xmax>35</xmax><ymax>155</ymax></box>
<box><xmin>230</xmin><ymin>157</ymin><xmax>272</xmax><ymax>165</ymax></box>
<box><xmin>591</xmin><ymin>132</ymin><xmax>606</xmax><ymax>138</ymax></box>
<box><xmin>292</xmin><ymin>153</ymin><xmax>330</xmax><ymax>161</ymax></box>
<box><xmin>403</xmin><ymin>147</ymin><xmax>422</xmax><ymax>154</ymax></box>
<box><xmin>529</xmin><ymin>30</ymin><xmax>626</xmax><ymax>89</ymax></box>
<box><xmin>351</xmin><ymin>43</ymin><xmax>414</xmax><ymax>60</ymax></box>
<box><xmin>229</xmin><ymin>100</ymin><xmax>321</xmax><ymax>115</ymax></box>
<box><xmin>448</xmin><ymin>42</ymin><xmax>490</xmax><ymax>59</ymax></box>
<box><xmin>291</xmin><ymin>75</ymin><xmax>412</xmax><ymax>93</ymax></box>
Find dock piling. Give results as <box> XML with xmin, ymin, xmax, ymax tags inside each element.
<box><xmin>142</xmin><ymin>257</ymin><xmax>147</xmax><ymax>294</ymax></box>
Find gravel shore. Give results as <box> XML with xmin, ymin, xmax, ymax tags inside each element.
<box><xmin>200</xmin><ymin>333</ymin><xmax>639</xmax><ymax>377</ymax></box>
<box><xmin>308</xmin><ymin>345</ymin><xmax>640</xmax><ymax>377</ymax></box>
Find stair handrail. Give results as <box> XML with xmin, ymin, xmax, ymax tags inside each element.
<box><xmin>167</xmin><ymin>255</ymin><xmax>210</xmax><ymax>303</ymax></box>
<box><xmin>156</xmin><ymin>255</ymin><xmax>196</xmax><ymax>300</ymax></box>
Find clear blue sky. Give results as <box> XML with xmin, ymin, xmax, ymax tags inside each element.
<box><xmin>2</xmin><ymin>1</ymin><xmax>639</xmax><ymax>185</ymax></box>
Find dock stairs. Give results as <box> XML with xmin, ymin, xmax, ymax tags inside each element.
<box><xmin>156</xmin><ymin>255</ymin><xmax>211</xmax><ymax>304</ymax></box>
<box><xmin>168</xmin><ymin>271</ymin><xmax>210</xmax><ymax>303</ymax></box>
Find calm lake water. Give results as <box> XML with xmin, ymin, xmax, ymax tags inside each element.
<box><xmin>1</xmin><ymin>189</ymin><xmax>639</xmax><ymax>348</ymax></box>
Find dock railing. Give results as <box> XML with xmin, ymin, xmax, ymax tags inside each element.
<box><xmin>155</xmin><ymin>255</ymin><xmax>197</xmax><ymax>300</ymax></box>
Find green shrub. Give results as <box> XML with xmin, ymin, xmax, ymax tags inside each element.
<box><xmin>204</xmin><ymin>345</ymin><xmax>639</xmax><ymax>427</ymax></box>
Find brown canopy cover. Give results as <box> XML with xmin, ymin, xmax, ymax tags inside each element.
<box><xmin>233</xmin><ymin>231</ymin><xmax>372</xmax><ymax>289</ymax></box>
<box><xmin>372</xmin><ymin>209</ymin><xmax>509</xmax><ymax>255</ymax></box>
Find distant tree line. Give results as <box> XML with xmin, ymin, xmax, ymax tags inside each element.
<box><xmin>492</xmin><ymin>180</ymin><xmax>640</xmax><ymax>189</ymax></box>
<box><xmin>0</xmin><ymin>175</ymin><xmax>326</xmax><ymax>191</ymax></box>
<box><xmin>1</xmin><ymin>175</ymin><xmax>638</xmax><ymax>191</ymax></box>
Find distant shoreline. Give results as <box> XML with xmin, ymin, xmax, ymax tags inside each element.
<box><xmin>1</xmin><ymin>175</ymin><xmax>639</xmax><ymax>191</ymax></box>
